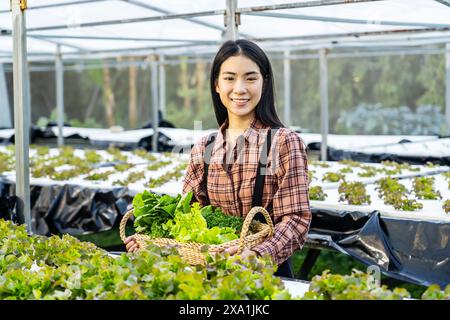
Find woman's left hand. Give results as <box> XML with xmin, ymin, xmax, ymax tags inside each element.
<box><xmin>224</xmin><ymin>245</ymin><xmax>257</xmax><ymax>259</ymax></box>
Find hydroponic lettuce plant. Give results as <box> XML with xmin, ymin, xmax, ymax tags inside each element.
<box><xmin>322</xmin><ymin>172</ymin><xmax>345</xmax><ymax>183</ymax></box>
<box><xmin>301</xmin><ymin>269</ymin><xmax>411</xmax><ymax>300</ymax></box>
<box><xmin>339</xmin><ymin>167</ymin><xmax>353</xmax><ymax>174</ymax></box>
<box><xmin>307</xmin><ymin>170</ymin><xmax>316</xmax><ymax>185</ymax></box>
<box><xmin>357</xmin><ymin>165</ymin><xmax>378</xmax><ymax>178</ymax></box>
<box><xmin>443</xmin><ymin>171</ymin><xmax>450</xmax><ymax>189</ymax></box>
<box><xmin>376</xmin><ymin>177</ymin><xmax>423</xmax><ymax>211</ymax></box>
<box><xmin>338</xmin><ymin>181</ymin><xmax>371</xmax><ymax>205</ymax></box>
<box><xmin>421</xmin><ymin>284</ymin><xmax>450</xmax><ymax>300</ymax></box>
<box><xmin>442</xmin><ymin>199</ymin><xmax>450</xmax><ymax>214</ymax></box>
<box><xmin>309</xmin><ymin>186</ymin><xmax>327</xmax><ymax>201</ymax></box>
<box><xmin>0</xmin><ymin>151</ymin><xmax>14</xmax><ymax>173</ymax></box>
<box><xmin>338</xmin><ymin>159</ymin><xmax>361</xmax><ymax>167</ymax></box>
<box><xmin>146</xmin><ymin>163</ymin><xmax>188</xmax><ymax>188</ymax></box>
<box><xmin>309</xmin><ymin>160</ymin><xmax>330</xmax><ymax>168</ymax></box>
<box><xmin>0</xmin><ymin>219</ymin><xmax>291</xmax><ymax>300</ymax></box>
<box><xmin>413</xmin><ymin>176</ymin><xmax>442</xmax><ymax>200</ymax></box>
<box><xmin>113</xmin><ymin>170</ymin><xmax>146</xmax><ymax>186</ymax></box>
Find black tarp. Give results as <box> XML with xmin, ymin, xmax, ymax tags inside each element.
<box><xmin>309</xmin><ymin>207</ymin><xmax>450</xmax><ymax>288</ymax></box>
<box><xmin>0</xmin><ymin>182</ymin><xmax>133</xmax><ymax>238</ymax></box>
<box><xmin>0</xmin><ymin>180</ymin><xmax>448</xmax><ymax>287</ymax></box>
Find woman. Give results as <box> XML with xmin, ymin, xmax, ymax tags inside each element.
<box><xmin>127</xmin><ymin>40</ymin><xmax>311</xmax><ymax>278</ymax></box>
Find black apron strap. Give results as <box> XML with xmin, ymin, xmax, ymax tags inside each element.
<box><xmin>252</xmin><ymin>128</ymin><xmax>279</xmax><ymax>223</ymax></box>
<box><xmin>203</xmin><ymin>132</ymin><xmax>217</xmax><ymax>205</ymax></box>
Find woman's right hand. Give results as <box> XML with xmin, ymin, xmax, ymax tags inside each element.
<box><xmin>124</xmin><ymin>236</ymin><xmax>140</xmax><ymax>253</ymax></box>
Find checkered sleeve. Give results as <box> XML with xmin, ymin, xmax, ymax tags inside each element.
<box><xmin>182</xmin><ymin>136</ymin><xmax>209</xmax><ymax>206</ymax></box>
<box><xmin>252</xmin><ymin>130</ymin><xmax>312</xmax><ymax>265</ymax></box>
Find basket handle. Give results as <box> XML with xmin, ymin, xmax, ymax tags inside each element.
<box><xmin>237</xmin><ymin>206</ymin><xmax>274</xmax><ymax>254</ymax></box>
<box><xmin>119</xmin><ymin>209</ymin><xmax>135</xmax><ymax>243</ymax></box>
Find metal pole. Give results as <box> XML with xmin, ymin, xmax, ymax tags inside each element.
<box><xmin>12</xmin><ymin>0</ymin><xmax>31</xmax><ymax>230</ymax></box>
<box><xmin>223</xmin><ymin>0</ymin><xmax>238</xmax><ymax>42</ymax></box>
<box><xmin>0</xmin><ymin>63</ymin><xmax>12</xmax><ymax>128</ymax></box>
<box><xmin>446</xmin><ymin>43</ymin><xmax>450</xmax><ymax>135</ymax></box>
<box><xmin>283</xmin><ymin>49</ymin><xmax>291</xmax><ymax>127</ymax></box>
<box><xmin>319</xmin><ymin>48</ymin><xmax>328</xmax><ymax>161</ymax></box>
<box><xmin>159</xmin><ymin>55</ymin><xmax>166</xmax><ymax>118</ymax></box>
<box><xmin>55</xmin><ymin>45</ymin><xmax>64</xmax><ymax>146</ymax></box>
<box><xmin>151</xmin><ymin>58</ymin><xmax>159</xmax><ymax>152</ymax></box>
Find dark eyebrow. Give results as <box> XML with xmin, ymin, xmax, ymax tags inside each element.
<box><xmin>222</xmin><ymin>71</ymin><xmax>260</xmax><ymax>76</ymax></box>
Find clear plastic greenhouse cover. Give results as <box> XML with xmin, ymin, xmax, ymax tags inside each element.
<box><xmin>1</xmin><ymin>0</ymin><xmax>450</xmax><ymax>59</ymax></box>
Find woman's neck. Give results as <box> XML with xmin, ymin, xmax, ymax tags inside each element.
<box><xmin>225</xmin><ymin>114</ymin><xmax>255</xmax><ymax>146</ymax></box>
<box><xmin>227</xmin><ymin>113</ymin><xmax>255</xmax><ymax>132</ymax></box>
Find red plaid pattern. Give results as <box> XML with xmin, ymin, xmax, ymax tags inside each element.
<box><xmin>183</xmin><ymin>118</ymin><xmax>311</xmax><ymax>265</ymax></box>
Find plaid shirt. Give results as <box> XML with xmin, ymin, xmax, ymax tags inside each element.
<box><xmin>183</xmin><ymin>117</ymin><xmax>311</xmax><ymax>265</ymax></box>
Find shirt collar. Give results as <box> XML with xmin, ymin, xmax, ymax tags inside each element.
<box><xmin>215</xmin><ymin>117</ymin><xmax>269</xmax><ymax>149</ymax></box>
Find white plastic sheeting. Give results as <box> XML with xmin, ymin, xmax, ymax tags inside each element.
<box><xmin>1</xmin><ymin>0</ymin><xmax>450</xmax><ymax>60</ymax></box>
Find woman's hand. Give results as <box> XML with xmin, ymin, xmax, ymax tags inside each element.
<box><xmin>224</xmin><ymin>245</ymin><xmax>258</xmax><ymax>259</ymax></box>
<box><xmin>124</xmin><ymin>236</ymin><xmax>140</xmax><ymax>253</ymax></box>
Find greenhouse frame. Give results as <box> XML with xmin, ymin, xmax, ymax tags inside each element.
<box><xmin>0</xmin><ymin>0</ymin><xmax>449</xmax><ymax>296</ymax></box>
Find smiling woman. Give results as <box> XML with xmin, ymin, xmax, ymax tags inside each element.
<box><xmin>214</xmin><ymin>55</ymin><xmax>263</xmax><ymax>127</ymax></box>
<box><xmin>127</xmin><ymin>40</ymin><xmax>312</xmax><ymax>279</ymax></box>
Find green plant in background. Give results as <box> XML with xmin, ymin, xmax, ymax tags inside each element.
<box><xmin>421</xmin><ymin>284</ymin><xmax>450</xmax><ymax>300</ymax></box>
<box><xmin>147</xmin><ymin>161</ymin><xmax>171</xmax><ymax>171</ymax></box>
<box><xmin>442</xmin><ymin>199</ymin><xmax>450</xmax><ymax>214</ymax></box>
<box><xmin>133</xmin><ymin>149</ymin><xmax>157</xmax><ymax>162</ymax></box>
<box><xmin>376</xmin><ymin>177</ymin><xmax>423</xmax><ymax>211</ymax></box>
<box><xmin>442</xmin><ymin>171</ymin><xmax>450</xmax><ymax>189</ymax></box>
<box><xmin>146</xmin><ymin>163</ymin><xmax>187</xmax><ymax>188</ymax></box>
<box><xmin>413</xmin><ymin>176</ymin><xmax>442</xmax><ymax>200</ymax></box>
<box><xmin>0</xmin><ymin>151</ymin><xmax>13</xmax><ymax>173</ymax></box>
<box><xmin>114</xmin><ymin>163</ymin><xmax>134</xmax><ymax>172</ymax></box>
<box><xmin>338</xmin><ymin>181</ymin><xmax>371</xmax><ymax>205</ymax></box>
<box><xmin>84</xmin><ymin>150</ymin><xmax>102</xmax><ymax>164</ymax></box>
<box><xmin>107</xmin><ymin>146</ymin><xmax>128</xmax><ymax>162</ymax></box>
<box><xmin>425</xmin><ymin>161</ymin><xmax>439</xmax><ymax>168</ymax></box>
<box><xmin>309</xmin><ymin>160</ymin><xmax>330</xmax><ymax>168</ymax></box>
<box><xmin>309</xmin><ymin>186</ymin><xmax>327</xmax><ymax>201</ymax></box>
<box><xmin>339</xmin><ymin>167</ymin><xmax>353</xmax><ymax>174</ymax></box>
<box><xmin>302</xmin><ymin>269</ymin><xmax>411</xmax><ymax>300</ymax></box>
<box><xmin>357</xmin><ymin>165</ymin><xmax>379</xmax><ymax>177</ymax></box>
<box><xmin>338</xmin><ymin>159</ymin><xmax>361</xmax><ymax>167</ymax></box>
<box><xmin>31</xmin><ymin>145</ymin><xmax>50</xmax><ymax>156</ymax></box>
<box><xmin>322</xmin><ymin>172</ymin><xmax>345</xmax><ymax>183</ymax></box>
<box><xmin>113</xmin><ymin>171</ymin><xmax>146</xmax><ymax>186</ymax></box>
<box><xmin>84</xmin><ymin>170</ymin><xmax>115</xmax><ymax>181</ymax></box>
<box><xmin>307</xmin><ymin>170</ymin><xmax>316</xmax><ymax>185</ymax></box>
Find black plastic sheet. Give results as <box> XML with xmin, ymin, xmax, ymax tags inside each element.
<box><xmin>326</xmin><ymin>146</ymin><xmax>450</xmax><ymax>165</ymax></box>
<box><xmin>309</xmin><ymin>207</ymin><xmax>450</xmax><ymax>287</ymax></box>
<box><xmin>0</xmin><ymin>182</ymin><xmax>133</xmax><ymax>239</ymax></box>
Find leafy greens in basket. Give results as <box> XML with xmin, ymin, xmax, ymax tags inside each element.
<box><xmin>132</xmin><ymin>191</ymin><xmax>244</xmax><ymax>244</ymax></box>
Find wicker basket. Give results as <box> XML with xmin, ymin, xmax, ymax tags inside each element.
<box><xmin>119</xmin><ymin>206</ymin><xmax>274</xmax><ymax>265</ymax></box>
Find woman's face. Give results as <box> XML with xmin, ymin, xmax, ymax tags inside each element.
<box><xmin>215</xmin><ymin>54</ymin><xmax>263</xmax><ymax>121</ymax></box>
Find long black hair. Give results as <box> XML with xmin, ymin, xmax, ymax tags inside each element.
<box><xmin>210</xmin><ymin>39</ymin><xmax>284</xmax><ymax>128</ymax></box>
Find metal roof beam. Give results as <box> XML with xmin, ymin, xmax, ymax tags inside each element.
<box><xmin>0</xmin><ymin>0</ymin><xmax>110</xmax><ymax>13</ymax></box>
<box><xmin>236</xmin><ymin>0</ymin><xmax>382</xmax><ymax>12</ymax></box>
<box><xmin>246</xmin><ymin>11</ymin><xmax>450</xmax><ymax>29</ymax></box>
<box><xmin>2</xmin><ymin>28</ymin><xmax>88</xmax><ymax>51</ymax></box>
<box><xmin>27</xmin><ymin>9</ymin><xmax>225</xmax><ymax>32</ymax></box>
<box><xmin>253</xmin><ymin>27</ymin><xmax>450</xmax><ymax>43</ymax></box>
<box><xmin>120</xmin><ymin>0</ymin><xmax>227</xmax><ymax>33</ymax></box>
<box><xmin>29</xmin><ymin>34</ymin><xmax>217</xmax><ymax>44</ymax></box>
<box><xmin>25</xmin><ymin>0</ymin><xmax>381</xmax><ymax>33</ymax></box>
